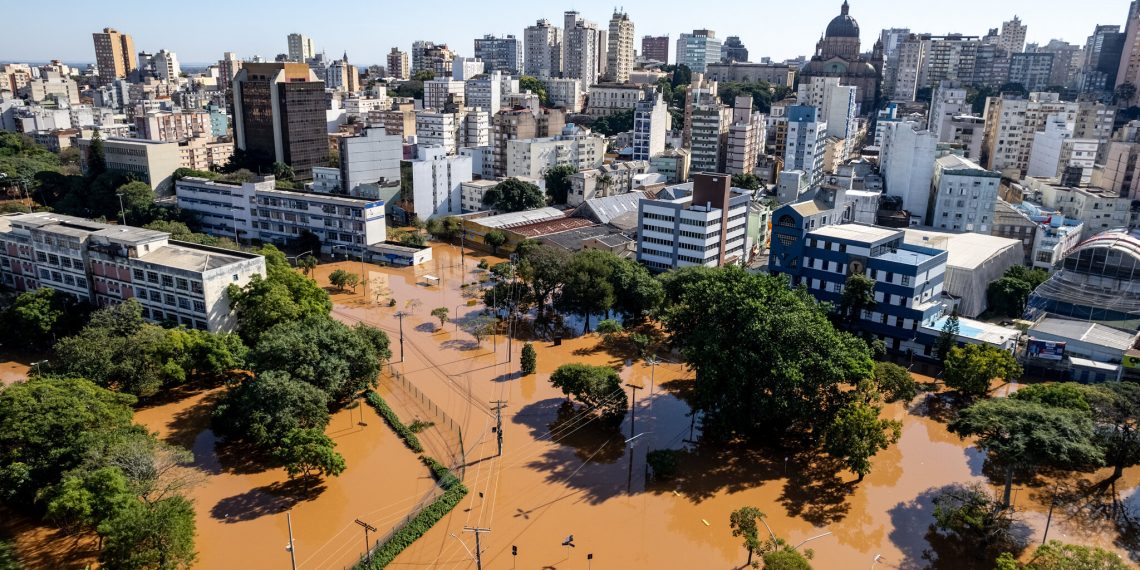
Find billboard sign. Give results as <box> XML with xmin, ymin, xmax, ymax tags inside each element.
<box><xmin>1027</xmin><ymin>338</ymin><xmax>1066</xmax><ymax>361</ymax></box>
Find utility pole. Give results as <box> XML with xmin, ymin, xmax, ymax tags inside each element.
<box><xmin>355</xmin><ymin>519</ymin><xmax>377</xmax><ymax>564</ymax></box>
<box><xmin>460</xmin><ymin>229</ymin><xmax>466</xmax><ymax>284</ymax></box>
<box><xmin>395</xmin><ymin>311</ymin><xmax>407</xmax><ymax>363</ymax></box>
<box><xmin>463</xmin><ymin>527</ymin><xmax>491</xmax><ymax>570</ymax></box>
<box><xmin>116</xmin><ymin>193</ymin><xmax>127</xmax><ymax>225</ymax></box>
<box><xmin>286</xmin><ymin>511</ymin><xmax>297</xmax><ymax>570</ymax></box>
<box><xmin>491</xmin><ymin>400</ymin><xmax>507</xmax><ymax>456</ymax></box>
<box><xmin>625</xmin><ymin>383</ymin><xmax>642</xmax><ymax>440</ymax></box>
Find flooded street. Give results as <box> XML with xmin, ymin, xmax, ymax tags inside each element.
<box><xmin>4</xmin><ymin>242</ymin><xmax>1138</xmax><ymax>569</ymax></box>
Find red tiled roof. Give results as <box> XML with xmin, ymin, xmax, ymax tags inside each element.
<box><xmin>510</xmin><ymin>217</ymin><xmax>597</xmax><ymax>237</ymax></box>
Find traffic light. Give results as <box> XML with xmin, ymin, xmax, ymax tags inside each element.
<box><xmin>512</xmin><ymin>545</ymin><xmax>518</xmax><ymax>556</ymax></box>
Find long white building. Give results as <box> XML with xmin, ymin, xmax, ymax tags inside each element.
<box><xmin>505</xmin><ymin>134</ymin><xmax>606</xmax><ymax>179</ymax></box>
<box><xmin>175</xmin><ymin>175</ymin><xmax>387</xmax><ymax>257</ymax></box>
<box><xmin>0</xmin><ymin>212</ymin><xmax>265</xmax><ymax>332</ymax></box>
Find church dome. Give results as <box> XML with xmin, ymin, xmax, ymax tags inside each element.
<box><xmin>825</xmin><ymin>1</ymin><xmax>860</xmax><ymax>38</ymax></box>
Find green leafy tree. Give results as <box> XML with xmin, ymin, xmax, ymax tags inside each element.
<box><xmin>228</xmin><ymin>245</ymin><xmax>331</xmax><ymax>342</ymax></box>
<box><xmin>213</xmin><ymin>371</ymin><xmax>331</xmax><ymax>449</ymax></box>
<box><xmin>298</xmin><ymin>254</ymin><xmax>318</xmax><ymax>277</ymax></box>
<box><xmin>556</xmin><ymin>249</ymin><xmax>617</xmax><ymax>333</ymax></box>
<box><xmin>931</xmin><ymin>483</ymin><xmax>1021</xmax><ymax>565</ymax></box>
<box><xmin>271</xmin><ymin>162</ymin><xmax>295</xmax><ymax>181</ymax></box>
<box><xmin>247</xmin><ymin>317</ymin><xmax>385</xmax><ymax>403</ymax></box>
<box><xmin>518</xmin><ymin>75</ymin><xmax>549</xmax><ymax>105</ymax></box>
<box><xmin>0</xmin><ymin>377</ymin><xmax>136</xmax><ymax>507</ymax></box>
<box><xmin>949</xmin><ymin>398</ymin><xmax>1103</xmax><ymax>507</ymax></box>
<box><xmin>0</xmin><ymin>540</ymin><xmax>19</xmax><ymax>570</ymax></box>
<box><xmin>937</xmin><ymin>310</ymin><xmax>960</xmax><ymax>362</ymax></box>
<box><xmin>987</xmin><ymin>277</ymin><xmax>1033</xmax><ymax>318</ymax></box>
<box><xmin>484</xmin><ymin>229</ymin><xmax>507</xmax><ymax>255</ymax></box>
<box><xmin>430</xmin><ymin>307</ymin><xmax>450</xmax><ymax>331</ymax></box>
<box><xmin>609</xmin><ymin>256</ymin><xmax>664</xmax><ymax>323</ymax></box>
<box><xmin>670</xmin><ymin>64</ymin><xmax>692</xmax><ymax>88</ymax></box>
<box><xmin>462</xmin><ymin>315</ymin><xmax>496</xmax><ymax>345</ymax></box>
<box><xmin>115</xmin><ymin>180</ymin><xmax>156</xmax><ymax>225</ymax></box>
<box><xmin>3</xmin><ymin>287</ymin><xmax>86</xmax><ymax>348</ymax></box>
<box><xmin>97</xmin><ymin>495</ymin><xmax>197</xmax><ymax>570</ymax></box>
<box><xmin>837</xmin><ymin>274</ymin><xmax>876</xmax><ymax>325</ymax></box>
<box><xmin>661</xmin><ymin>267</ymin><xmax>874</xmax><ymax>439</ymax></box>
<box><xmin>520</xmin><ymin>342</ymin><xmax>537</xmax><ymax>375</ymax></box>
<box><xmin>730</xmin><ymin>172</ymin><xmax>763</xmax><ymax>190</ymax></box>
<box><xmin>1006</xmin><ymin>265</ymin><xmax>1049</xmax><ymax>290</ymax></box>
<box><xmin>1021</xmin><ymin>540</ymin><xmax>1130</xmax><ymax>569</ymax></box>
<box><xmin>275</xmin><ymin>428</ymin><xmax>346</xmax><ymax>480</ymax></box>
<box><xmin>823</xmin><ymin>391</ymin><xmax>902</xmax><ymax>481</ymax></box>
<box><xmin>595</xmin><ymin>319</ymin><xmax>624</xmax><ymax>345</ymax></box>
<box><xmin>329</xmin><ymin>268</ymin><xmax>351</xmax><ymax>291</ymax></box>
<box><xmin>728</xmin><ymin>506</ymin><xmax>766</xmax><ymax>566</ymax></box>
<box><xmin>482</xmin><ymin>178</ymin><xmax>546</xmax><ymax>212</ymax></box>
<box><xmin>591</xmin><ymin>110</ymin><xmax>635</xmax><ymax>136</ymax></box>
<box><xmin>762</xmin><ymin>548</ymin><xmax>813</xmax><ymax>570</ymax></box>
<box><xmin>518</xmin><ymin>244</ymin><xmax>569</xmax><ymax>314</ymax></box>
<box><xmin>490</xmin><ymin>261</ymin><xmax>515</xmax><ymax>281</ymax></box>
<box><xmin>412</xmin><ymin>69</ymin><xmax>435</xmax><ymax>81</ymax></box>
<box><xmin>87</xmin><ymin>129</ymin><xmax>107</xmax><ymax>177</ymax></box>
<box><xmin>426</xmin><ymin>216</ymin><xmax>463</xmax><ymax>241</ymax></box>
<box><xmin>43</xmin><ymin>466</ymin><xmax>133</xmax><ymax>532</ymax></box>
<box><xmin>873</xmin><ymin>361</ymin><xmax>918</xmax><ymax>403</ymax></box>
<box><xmin>943</xmin><ymin>344</ymin><xmax>1022</xmax><ymax>398</ymax></box>
<box><xmin>544</xmin><ymin>163</ymin><xmax>577</xmax><ymax>204</ymax></box>
<box><xmin>549</xmin><ymin>363</ymin><xmax>628</xmax><ymax>418</ymax></box>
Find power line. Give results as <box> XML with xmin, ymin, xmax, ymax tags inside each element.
<box><xmin>463</xmin><ymin>527</ymin><xmax>491</xmax><ymax>570</ymax></box>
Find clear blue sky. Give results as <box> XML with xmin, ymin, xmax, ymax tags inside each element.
<box><xmin>0</xmin><ymin>0</ymin><xmax>1131</xmax><ymax>66</ymax></box>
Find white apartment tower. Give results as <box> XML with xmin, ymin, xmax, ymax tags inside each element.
<box><xmin>605</xmin><ymin>11</ymin><xmax>635</xmax><ymax>83</ymax></box>
<box><xmin>880</xmin><ymin>121</ymin><xmax>938</xmax><ymax>225</ymax></box>
<box><xmin>524</xmin><ymin>19</ymin><xmax>562</xmax><ymax>78</ymax></box>
<box><xmin>982</xmin><ymin>92</ymin><xmax>1079</xmax><ymax>178</ymax></box>
<box><xmin>563</xmin><ymin>12</ymin><xmax>601</xmax><ymax>87</ymax></box>
<box><xmin>929</xmin><ymin>81</ymin><xmax>969</xmax><ymax>141</ymax></box>
<box><xmin>287</xmin><ymin>33</ymin><xmax>316</xmax><ymax>63</ymax></box>
<box><xmin>632</xmin><ymin>92</ymin><xmax>668</xmax><ymax>161</ymax></box>
<box><xmin>1000</xmin><ymin>16</ymin><xmax>1028</xmax><ymax>54</ymax></box>
<box><xmin>784</xmin><ymin>105</ymin><xmax>828</xmax><ymax>187</ymax></box>
<box><xmin>930</xmin><ymin>154</ymin><xmax>1001</xmax><ymax>233</ymax></box>
<box><xmin>725</xmin><ymin>96</ymin><xmax>765</xmax><ymax>175</ymax></box>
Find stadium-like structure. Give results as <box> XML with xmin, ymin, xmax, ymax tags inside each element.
<box><xmin>1026</xmin><ymin>229</ymin><xmax>1140</xmax><ymax>331</ymax></box>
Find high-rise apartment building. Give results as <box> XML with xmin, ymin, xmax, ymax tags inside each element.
<box><xmin>637</xmin><ymin>174</ymin><xmax>750</xmax><ymax>271</ymax></box>
<box><xmin>880</xmin><ymin>121</ymin><xmax>937</xmax><ymax>225</ymax></box>
<box><xmin>721</xmin><ymin>36</ymin><xmax>749</xmax><ymax>63</ymax></box>
<box><xmin>491</xmin><ymin>108</ymin><xmax>566</xmax><ymax>177</ymax></box>
<box><xmin>1118</xmin><ymin>2</ymin><xmax>1140</xmax><ymax>90</ymax></box>
<box><xmin>524</xmin><ymin>19</ymin><xmax>562</xmax><ymax>78</ymax></box>
<box><xmin>287</xmin><ymin>33</ymin><xmax>316</xmax><ymax>63</ymax></box>
<box><xmin>784</xmin><ymin>105</ymin><xmax>828</xmax><ymax>187</ymax></box>
<box><xmin>632</xmin><ymin>92</ymin><xmax>668</xmax><ymax>161</ymax></box>
<box><xmin>725</xmin><ymin>96</ymin><xmax>764</xmax><ymax>175</ymax></box>
<box><xmin>412</xmin><ymin>41</ymin><xmax>454</xmax><ymax>77</ymax></box>
<box><xmin>641</xmin><ymin>35</ymin><xmax>669</xmax><ymax>64</ymax></box>
<box><xmin>231</xmin><ymin>62</ymin><xmax>329</xmax><ymax>180</ymax></box>
<box><xmin>1008</xmin><ymin>53</ymin><xmax>1055</xmax><ymax>92</ymax></box>
<box><xmin>387</xmin><ymin>48</ymin><xmax>410</xmax><ymax>80</ymax></box>
<box><xmin>999</xmin><ymin>16</ymin><xmax>1027</xmax><ymax>54</ymax></box>
<box><xmin>676</xmin><ymin>29</ymin><xmax>722</xmax><ymax>73</ymax></box>
<box><xmin>217</xmin><ymin>52</ymin><xmax>241</xmax><ymax>92</ymax></box>
<box><xmin>929</xmin><ymin>81</ymin><xmax>969</xmax><ymax>141</ymax></box>
<box><xmin>930</xmin><ymin>154</ymin><xmax>1001</xmax><ymax>234</ymax></box>
<box><xmin>1083</xmin><ymin>25</ymin><xmax>1125</xmax><ymax>95</ymax></box>
<box><xmin>563</xmin><ymin>12</ymin><xmax>601</xmax><ymax>87</ymax></box>
<box><xmin>797</xmin><ymin>77</ymin><xmax>857</xmax><ymax>158</ymax></box>
<box><xmin>605</xmin><ymin>11</ymin><xmax>635</xmax><ymax>83</ymax></box>
<box><xmin>474</xmin><ymin>35</ymin><xmax>523</xmax><ymax>75</ymax></box>
<box><xmin>92</xmin><ymin>28</ymin><xmax>137</xmax><ymax>84</ymax></box>
<box><xmin>982</xmin><ymin>92</ymin><xmax>1078</xmax><ymax>178</ymax></box>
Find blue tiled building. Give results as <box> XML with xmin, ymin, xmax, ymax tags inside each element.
<box><xmin>781</xmin><ymin>223</ymin><xmax>949</xmax><ymax>354</ymax></box>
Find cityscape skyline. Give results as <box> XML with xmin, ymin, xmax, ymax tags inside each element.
<box><xmin>0</xmin><ymin>0</ymin><xmax>1130</xmax><ymax>65</ymax></box>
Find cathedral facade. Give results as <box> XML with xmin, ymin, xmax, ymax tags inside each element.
<box><xmin>798</xmin><ymin>1</ymin><xmax>883</xmax><ymax>113</ymax></box>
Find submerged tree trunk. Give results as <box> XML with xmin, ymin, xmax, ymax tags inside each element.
<box><xmin>1110</xmin><ymin>462</ymin><xmax>1126</xmax><ymax>482</ymax></box>
<box><xmin>746</xmin><ymin>548</ymin><xmax>753</xmax><ymax>566</ymax></box>
<box><xmin>1001</xmin><ymin>465</ymin><xmax>1014</xmax><ymax>509</ymax></box>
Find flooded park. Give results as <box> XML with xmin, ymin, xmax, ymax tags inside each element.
<box><xmin>4</xmin><ymin>242</ymin><xmax>1140</xmax><ymax>568</ymax></box>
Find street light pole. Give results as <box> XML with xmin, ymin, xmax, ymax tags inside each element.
<box><xmin>395</xmin><ymin>311</ymin><xmax>407</xmax><ymax>363</ymax></box>
<box><xmin>116</xmin><ymin>193</ymin><xmax>127</xmax><ymax>225</ymax></box>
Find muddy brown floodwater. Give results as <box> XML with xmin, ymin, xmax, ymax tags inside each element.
<box><xmin>7</xmin><ymin>243</ymin><xmax>1140</xmax><ymax>569</ymax></box>
<box><xmin>324</xmin><ymin>244</ymin><xmax>1140</xmax><ymax>570</ymax></box>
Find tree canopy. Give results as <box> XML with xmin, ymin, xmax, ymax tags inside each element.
<box><xmin>662</xmin><ymin>267</ymin><xmax>874</xmax><ymax>438</ymax></box>
<box><xmin>549</xmin><ymin>363</ymin><xmax>628</xmax><ymax>418</ymax></box>
<box><xmin>482</xmin><ymin>178</ymin><xmax>546</xmax><ymax>212</ymax></box>
<box><xmin>942</xmin><ymin>344</ymin><xmax>1022</xmax><ymax>398</ymax></box>
<box><xmin>544</xmin><ymin>164</ymin><xmax>577</xmax><ymax>204</ymax></box>
<box><xmin>949</xmin><ymin>397</ymin><xmax>1103</xmax><ymax>507</ymax></box>
<box><xmin>227</xmin><ymin>245</ymin><xmax>332</xmax><ymax>343</ymax></box>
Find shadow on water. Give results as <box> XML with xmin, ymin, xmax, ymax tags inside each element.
<box><xmin>210</xmin><ymin>478</ymin><xmax>328</xmax><ymax>523</ymax></box>
<box><xmin>441</xmin><ymin>339</ymin><xmax>482</xmax><ymax>352</ymax></box>
<box><xmin>163</xmin><ymin>389</ymin><xmax>223</xmax><ymax>450</ymax></box>
<box><xmin>512</xmin><ymin>398</ymin><xmax>629</xmax><ymax>505</ymax></box>
<box><xmin>888</xmin><ymin>485</ymin><xmax>1032</xmax><ymax>570</ymax></box>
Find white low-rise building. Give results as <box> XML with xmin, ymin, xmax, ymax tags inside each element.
<box><xmin>175</xmin><ymin>175</ymin><xmax>386</xmax><ymax>257</ymax></box>
<box><xmin>0</xmin><ymin>212</ymin><xmax>265</xmax><ymax>332</ymax></box>
<box><xmin>460</xmin><ymin>179</ymin><xmax>499</xmax><ymax>212</ymax></box>
<box><xmin>505</xmin><ymin>134</ymin><xmax>606</xmax><ymax>179</ymax></box>
<box><xmin>637</xmin><ymin>173</ymin><xmax>750</xmax><ymax>271</ymax></box>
